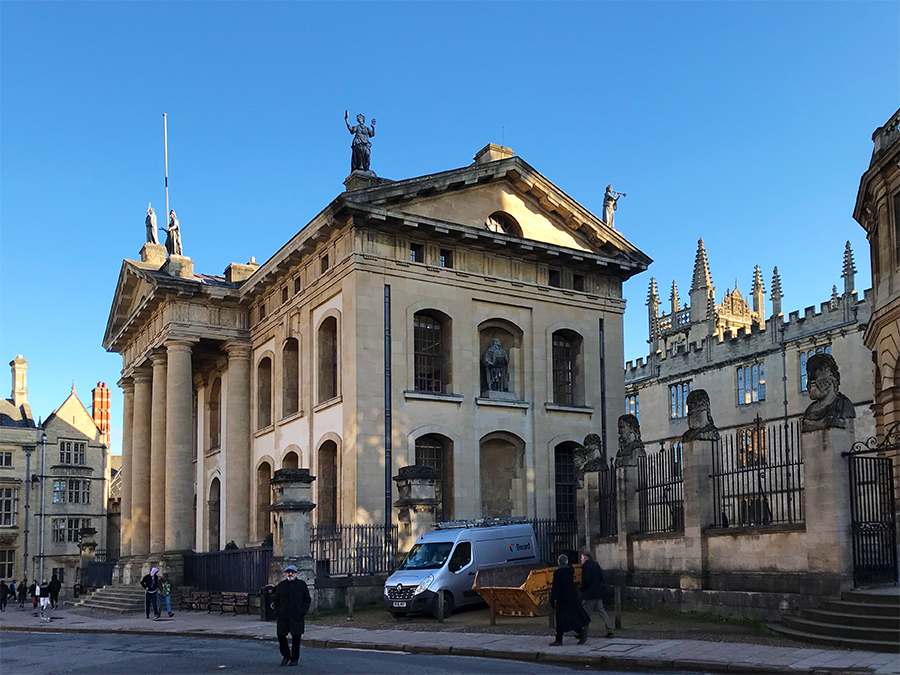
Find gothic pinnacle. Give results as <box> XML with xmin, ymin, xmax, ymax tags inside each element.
<box><xmin>647</xmin><ymin>276</ymin><xmax>659</xmax><ymax>304</ymax></box>
<box><xmin>771</xmin><ymin>267</ymin><xmax>783</xmax><ymax>299</ymax></box>
<box><xmin>690</xmin><ymin>238</ymin><xmax>713</xmax><ymax>292</ymax></box>
<box><xmin>752</xmin><ymin>265</ymin><xmax>764</xmax><ymax>294</ymax></box>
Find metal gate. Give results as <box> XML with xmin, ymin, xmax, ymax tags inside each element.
<box><xmin>847</xmin><ymin>435</ymin><xmax>898</xmax><ymax>586</ymax></box>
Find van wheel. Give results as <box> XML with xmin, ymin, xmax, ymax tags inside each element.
<box><xmin>433</xmin><ymin>592</ymin><xmax>453</xmax><ymax>619</ymax></box>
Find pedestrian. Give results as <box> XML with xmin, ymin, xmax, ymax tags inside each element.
<box><xmin>0</xmin><ymin>580</ymin><xmax>8</xmax><ymax>611</ymax></box>
<box><xmin>158</xmin><ymin>573</ymin><xmax>174</xmax><ymax>618</ymax></box>
<box><xmin>549</xmin><ymin>554</ymin><xmax>590</xmax><ymax>646</ymax></box>
<box><xmin>38</xmin><ymin>579</ymin><xmax>51</xmax><ymax>622</ymax></box>
<box><xmin>48</xmin><ymin>573</ymin><xmax>62</xmax><ymax>610</ymax></box>
<box><xmin>18</xmin><ymin>579</ymin><xmax>27</xmax><ymax>607</ymax></box>
<box><xmin>8</xmin><ymin>579</ymin><xmax>16</xmax><ymax>604</ymax></box>
<box><xmin>29</xmin><ymin>579</ymin><xmax>37</xmax><ymax>611</ymax></box>
<box><xmin>140</xmin><ymin>567</ymin><xmax>161</xmax><ymax>619</ymax></box>
<box><xmin>580</xmin><ymin>552</ymin><xmax>614</xmax><ymax>638</ymax></box>
<box><xmin>273</xmin><ymin>564</ymin><xmax>311</xmax><ymax>667</ymax></box>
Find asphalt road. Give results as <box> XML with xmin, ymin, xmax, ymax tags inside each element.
<box><xmin>0</xmin><ymin>632</ymin><xmax>708</xmax><ymax>675</ymax></box>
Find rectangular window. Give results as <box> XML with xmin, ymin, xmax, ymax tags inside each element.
<box><xmin>669</xmin><ymin>380</ymin><xmax>693</xmax><ymax>419</ymax></box>
<box><xmin>552</xmin><ymin>335</ymin><xmax>575</xmax><ymax>405</ymax></box>
<box><xmin>737</xmin><ymin>425</ymin><xmax>767</xmax><ymax>468</ymax></box>
<box><xmin>894</xmin><ymin>191</ymin><xmax>900</xmax><ymax>266</ymax></box>
<box><xmin>555</xmin><ymin>445</ymin><xmax>577</xmax><ymax>522</ymax></box>
<box><xmin>81</xmin><ymin>480</ymin><xmax>91</xmax><ymax>504</ymax></box>
<box><xmin>737</xmin><ymin>363</ymin><xmax>766</xmax><ymax>405</ymax></box>
<box><xmin>1</xmin><ymin>452</ymin><xmax>11</xmax><ymax>466</ymax></box>
<box><xmin>439</xmin><ymin>249</ymin><xmax>453</xmax><ymax>269</ymax></box>
<box><xmin>321</xmin><ymin>254</ymin><xmax>329</xmax><ymax>274</ymax></box>
<box><xmin>53</xmin><ymin>480</ymin><xmax>65</xmax><ymax>504</ymax></box>
<box><xmin>413</xmin><ymin>314</ymin><xmax>444</xmax><ymax>393</ymax></box>
<box><xmin>281</xmin><ymin>286</ymin><xmax>288</xmax><ymax>305</ymax></box>
<box><xmin>625</xmin><ymin>394</ymin><xmax>640</xmax><ymax>421</ymax></box>
<box><xmin>0</xmin><ymin>487</ymin><xmax>17</xmax><ymax>526</ymax></box>
<box><xmin>410</xmin><ymin>243</ymin><xmax>424</xmax><ymax>263</ymax></box>
<box><xmin>66</xmin><ymin>518</ymin><xmax>81</xmax><ymax>543</ymax></box>
<box><xmin>294</xmin><ymin>277</ymin><xmax>302</xmax><ymax>295</ymax></box>
<box><xmin>73</xmin><ymin>442</ymin><xmax>85</xmax><ymax>465</ymax></box>
<box><xmin>52</xmin><ymin>518</ymin><xmax>66</xmax><ymax>543</ymax></box>
<box><xmin>0</xmin><ymin>549</ymin><xmax>14</xmax><ymax>579</ymax></box>
<box><xmin>573</xmin><ymin>274</ymin><xmax>585</xmax><ymax>292</ymax></box>
<box><xmin>59</xmin><ymin>441</ymin><xmax>71</xmax><ymax>465</ymax></box>
<box><xmin>548</xmin><ymin>269</ymin><xmax>562</xmax><ymax>288</ymax></box>
<box><xmin>800</xmin><ymin>346</ymin><xmax>832</xmax><ymax>392</ymax></box>
<box><xmin>258</xmin><ymin>301</ymin><xmax>266</xmax><ymax>321</ymax></box>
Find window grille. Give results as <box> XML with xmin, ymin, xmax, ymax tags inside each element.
<box><xmin>737</xmin><ymin>363</ymin><xmax>766</xmax><ymax>405</ymax></box>
<box><xmin>1</xmin><ymin>452</ymin><xmax>11</xmax><ymax>466</ymax></box>
<box><xmin>0</xmin><ymin>487</ymin><xmax>17</xmax><ymax>526</ymax></box>
<box><xmin>415</xmin><ymin>436</ymin><xmax>447</xmax><ymax>521</ymax></box>
<box><xmin>800</xmin><ymin>346</ymin><xmax>831</xmax><ymax>391</ymax></box>
<box><xmin>669</xmin><ymin>380</ymin><xmax>692</xmax><ymax>418</ymax></box>
<box><xmin>413</xmin><ymin>314</ymin><xmax>444</xmax><ymax>393</ymax></box>
<box><xmin>552</xmin><ymin>335</ymin><xmax>574</xmax><ymax>405</ymax></box>
<box><xmin>554</xmin><ymin>445</ymin><xmax>577</xmax><ymax>522</ymax></box>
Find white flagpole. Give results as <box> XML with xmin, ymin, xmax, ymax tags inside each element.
<box><xmin>163</xmin><ymin>113</ymin><xmax>170</xmax><ymax>225</ymax></box>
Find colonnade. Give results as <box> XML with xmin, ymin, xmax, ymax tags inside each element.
<box><xmin>118</xmin><ymin>338</ymin><xmax>253</xmax><ymax>565</ymax></box>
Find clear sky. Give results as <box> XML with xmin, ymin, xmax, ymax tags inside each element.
<box><xmin>2</xmin><ymin>2</ymin><xmax>896</xmax><ymax>456</ymax></box>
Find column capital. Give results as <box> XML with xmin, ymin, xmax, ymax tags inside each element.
<box><xmin>149</xmin><ymin>347</ymin><xmax>168</xmax><ymax>367</ymax></box>
<box><xmin>132</xmin><ymin>366</ymin><xmax>153</xmax><ymax>384</ymax></box>
<box><xmin>118</xmin><ymin>376</ymin><xmax>135</xmax><ymax>393</ymax></box>
<box><xmin>165</xmin><ymin>338</ymin><xmax>197</xmax><ymax>354</ymax></box>
<box><xmin>223</xmin><ymin>341</ymin><xmax>252</xmax><ymax>360</ymax></box>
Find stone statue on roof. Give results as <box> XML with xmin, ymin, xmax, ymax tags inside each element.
<box><xmin>164</xmin><ymin>210</ymin><xmax>183</xmax><ymax>257</ymax></box>
<box><xmin>345</xmin><ymin>110</ymin><xmax>376</xmax><ymax>173</ymax></box>
<box><xmin>145</xmin><ymin>203</ymin><xmax>159</xmax><ymax>245</ymax></box>
<box><xmin>603</xmin><ymin>185</ymin><xmax>626</xmax><ymax>228</ymax></box>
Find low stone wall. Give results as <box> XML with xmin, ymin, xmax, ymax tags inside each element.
<box><xmin>313</xmin><ymin>574</ymin><xmax>389</xmax><ymax>613</ymax></box>
<box><xmin>621</xmin><ymin>585</ymin><xmax>826</xmax><ymax>621</ymax></box>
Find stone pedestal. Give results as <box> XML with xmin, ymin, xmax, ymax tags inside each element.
<box><xmin>343</xmin><ymin>170</ymin><xmax>381</xmax><ymax>191</ymax></box>
<box><xmin>480</xmin><ymin>390</ymin><xmax>516</xmax><ymax>401</ymax></box>
<box><xmin>680</xmin><ymin>438</ymin><xmax>716</xmax><ymax>590</ymax></box>
<box><xmin>803</xmin><ymin>424</ymin><xmax>855</xmax><ymax>594</ymax></box>
<box><xmin>269</xmin><ymin>469</ymin><xmax>317</xmax><ymax>588</ymax></box>
<box><xmin>161</xmin><ymin>255</ymin><xmax>194</xmax><ymax>279</ymax></box>
<box><xmin>393</xmin><ymin>465</ymin><xmax>439</xmax><ymax>554</ymax></box>
<box><xmin>140</xmin><ymin>242</ymin><xmax>166</xmax><ymax>266</ymax></box>
<box><xmin>616</xmin><ymin>462</ymin><xmax>640</xmax><ymax>583</ymax></box>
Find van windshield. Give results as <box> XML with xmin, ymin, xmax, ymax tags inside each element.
<box><xmin>398</xmin><ymin>542</ymin><xmax>453</xmax><ymax>570</ymax></box>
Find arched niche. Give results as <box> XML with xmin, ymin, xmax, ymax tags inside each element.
<box><xmin>479</xmin><ymin>431</ymin><xmax>526</xmax><ymax>518</ymax></box>
<box><xmin>478</xmin><ymin>318</ymin><xmax>524</xmax><ymax>399</ymax></box>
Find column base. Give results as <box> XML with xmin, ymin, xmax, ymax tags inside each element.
<box><xmin>115</xmin><ymin>556</ymin><xmax>151</xmax><ymax>585</ymax></box>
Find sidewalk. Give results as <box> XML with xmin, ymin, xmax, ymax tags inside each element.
<box><xmin>1</xmin><ymin>604</ymin><xmax>897</xmax><ymax>675</ymax></box>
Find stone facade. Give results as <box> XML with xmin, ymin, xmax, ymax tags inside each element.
<box><xmin>103</xmin><ymin>145</ymin><xmax>649</xmax><ymax>579</ymax></box>
<box><xmin>0</xmin><ymin>357</ymin><xmax>109</xmax><ymax>596</ymax></box>
<box><xmin>625</xmin><ymin>239</ymin><xmax>874</xmax><ymax>450</ymax></box>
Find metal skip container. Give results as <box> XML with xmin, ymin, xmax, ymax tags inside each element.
<box><xmin>474</xmin><ymin>564</ymin><xmax>582</xmax><ymax>617</ymax></box>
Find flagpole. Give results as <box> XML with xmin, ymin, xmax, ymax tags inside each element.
<box><xmin>163</xmin><ymin>113</ymin><xmax>170</xmax><ymax>225</ymax></box>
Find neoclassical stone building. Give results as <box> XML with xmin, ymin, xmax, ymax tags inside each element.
<box><xmin>104</xmin><ymin>144</ymin><xmax>650</xmax><ymax>580</ymax></box>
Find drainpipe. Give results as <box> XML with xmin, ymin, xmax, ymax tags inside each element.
<box><xmin>384</xmin><ymin>285</ymin><xmax>392</xmax><ymax>536</ymax></box>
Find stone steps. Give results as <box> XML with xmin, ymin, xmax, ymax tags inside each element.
<box><xmin>72</xmin><ymin>585</ymin><xmax>146</xmax><ymax>613</ymax></box>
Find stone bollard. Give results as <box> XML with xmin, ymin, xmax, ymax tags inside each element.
<box><xmin>393</xmin><ymin>465</ymin><xmax>439</xmax><ymax>555</ymax></box>
<box><xmin>269</xmin><ymin>469</ymin><xmax>317</xmax><ymax>592</ymax></box>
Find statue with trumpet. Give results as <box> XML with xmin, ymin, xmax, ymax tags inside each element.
<box><xmin>603</xmin><ymin>184</ymin><xmax>626</xmax><ymax>228</ymax></box>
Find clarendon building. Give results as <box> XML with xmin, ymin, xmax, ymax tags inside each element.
<box><xmin>0</xmin><ymin>356</ymin><xmax>112</xmax><ymax>596</ymax></box>
<box><xmin>625</xmin><ymin>238</ymin><xmax>874</xmax><ymax>455</ymax></box>
<box><xmin>103</xmin><ymin>144</ymin><xmax>650</xmax><ymax>582</ymax></box>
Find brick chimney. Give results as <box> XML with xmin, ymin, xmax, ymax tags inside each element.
<box><xmin>92</xmin><ymin>381</ymin><xmax>111</xmax><ymax>448</ymax></box>
<box><xmin>10</xmin><ymin>355</ymin><xmax>27</xmax><ymax>408</ymax></box>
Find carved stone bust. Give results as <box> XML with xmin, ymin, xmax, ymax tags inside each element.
<box><xmin>802</xmin><ymin>353</ymin><xmax>856</xmax><ymax>432</ymax></box>
<box><xmin>573</xmin><ymin>433</ymin><xmax>606</xmax><ymax>488</ymax></box>
<box><xmin>682</xmin><ymin>389</ymin><xmax>720</xmax><ymax>442</ymax></box>
<box><xmin>615</xmin><ymin>414</ymin><xmax>646</xmax><ymax>467</ymax></box>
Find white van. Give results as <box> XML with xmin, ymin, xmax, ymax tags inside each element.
<box><xmin>383</xmin><ymin>520</ymin><xmax>539</xmax><ymax>618</ymax></box>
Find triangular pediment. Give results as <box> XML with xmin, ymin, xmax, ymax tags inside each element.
<box><xmin>102</xmin><ymin>261</ymin><xmax>161</xmax><ymax>353</ymax></box>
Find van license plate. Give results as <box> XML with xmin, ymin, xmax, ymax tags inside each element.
<box><xmin>392</xmin><ymin>602</ymin><xmax>406</xmax><ymax>608</ymax></box>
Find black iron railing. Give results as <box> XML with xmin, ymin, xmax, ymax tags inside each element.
<box><xmin>637</xmin><ymin>445</ymin><xmax>684</xmax><ymax>534</ymax></box>
<box><xmin>311</xmin><ymin>524</ymin><xmax>398</xmax><ymax>577</ymax></box>
<box><xmin>184</xmin><ymin>546</ymin><xmax>273</xmax><ymax>593</ymax></box>
<box><xmin>527</xmin><ymin>518</ymin><xmax>579</xmax><ymax>564</ymax></box>
<box><xmin>597</xmin><ymin>468</ymin><xmax>618</xmax><ymax>537</ymax></box>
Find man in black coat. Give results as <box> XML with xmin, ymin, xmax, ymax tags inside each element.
<box><xmin>580</xmin><ymin>552</ymin><xmax>614</xmax><ymax>637</ymax></box>
<box><xmin>48</xmin><ymin>573</ymin><xmax>62</xmax><ymax>609</ymax></box>
<box><xmin>549</xmin><ymin>554</ymin><xmax>590</xmax><ymax>646</ymax></box>
<box><xmin>273</xmin><ymin>564</ymin><xmax>311</xmax><ymax>667</ymax></box>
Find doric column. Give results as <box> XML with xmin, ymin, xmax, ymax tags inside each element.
<box><xmin>224</xmin><ymin>342</ymin><xmax>252</xmax><ymax>547</ymax></box>
<box><xmin>165</xmin><ymin>339</ymin><xmax>195</xmax><ymax>553</ymax></box>
<box><xmin>149</xmin><ymin>349</ymin><xmax>168</xmax><ymax>554</ymax></box>
<box><xmin>119</xmin><ymin>377</ymin><xmax>134</xmax><ymax>558</ymax></box>
<box><xmin>130</xmin><ymin>367</ymin><xmax>152</xmax><ymax>557</ymax></box>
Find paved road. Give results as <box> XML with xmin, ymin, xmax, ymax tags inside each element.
<box><xmin>0</xmin><ymin>632</ymin><xmax>707</xmax><ymax>675</ymax></box>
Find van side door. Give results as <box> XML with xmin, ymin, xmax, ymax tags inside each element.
<box><xmin>446</xmin><ymin>542</ymin><xmax>478</xmax><ymax>601</ymax></box>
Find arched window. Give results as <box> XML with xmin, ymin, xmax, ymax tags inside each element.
<box><xmin>485</xmin><ymin>211</ymin><xmax>522</xmax><ymax>237</ymax></box>
<box><xmin>415</xmin><ymin>435</ymin><xmax>454</xmax><ymax>522</ymax></box>
<box><xmin>208</xmin><ymin>478</ymin><xmax>221</xmax><ymax>552</ymax></box>
<box><xmin>283</xmin><ymin>338</ymin><xmax>299</xmax><ymax>417</ymax></box>
<box><xmin>208</xmin><ymin>377</ymin><xmax>222</xmax><ymax>450</ymax></box>
<box><xmin>554</xmin><ymin>442</ymin><xmax>578</xmax><ymax>522</ymax></box>
<box><xmin>317</xmin><ymin>441</ymin><xmax>338</xmax><ymax>526</ymax></box>
<box><xmin>282</xmin><ymin>451</ymin><xmax>299</xmax><ymax>470</ymax></box>
<box><xmin>256</xmin><ymin>462</ymin><xmax>272</xmax><ymax>540</ymax></box>
<box><xmin>257</xmin><ymin>357</ymin><xmax>273</xmax><ymax>429</ymax></box>
<box><xmin>414</xmin><ymin>311</ymin><xmax>451</xmax><ymax>393</ymax></box>
<box><xmin>318</xmin><ymin>317</ymin><xmax>338</xmax><ymax>403</ymax></box>
<box><xmin>552</xmin><ymin>330</ymin><xmax>583</xmax><ymax>405</ymax></box>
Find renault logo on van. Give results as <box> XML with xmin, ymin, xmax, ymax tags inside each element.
<box><xmin>508</xmin><ymin>542</ymin><xmax>532</xmax><ymax>552</ymax></box>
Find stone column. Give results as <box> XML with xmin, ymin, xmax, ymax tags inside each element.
<box><xmin>803</xmin><ymin>424</ymin><xmax>855</xmax><ymax>595</ymax></box>
<box><xmin>119</xmin><ymin>377</ymin><xmax>134</xmax><ymax>558</ymax></box>
<box><xmin>149</xmin><ymin>349</ymin><xmax>168</xmax><ymax>555</ymax></box>
<box><xmin>269</xmin><ymin>469</ymin><xmax>317</xmax><ymax>588</ymax></box>
<box><xmin>163</xmin><ymin>339</ymin><xmax>195</xmax><ymax>585</ymax></box>
<box><xmin>615</xmin><ymin>461</ymin><xmax>640</xmax><ymax>585</ymax></box>
<box><xmin>393</xmin><ymin>465</ymin><xmax>439</xmax><ymax>554</ymax></box>
<box><xmin>680</xmin><ymin>438</ymin><xmax>716</xmax><ymax>590</ymax></box>
<box><xmin>224</xmin><ymin>342</ymin><xmax>252</xmax><ymax>547</ymax></box>
<box><xmin>130</xmin><ymin>367</ymin><xmax>152</xmax><ymax>560</ymax></box>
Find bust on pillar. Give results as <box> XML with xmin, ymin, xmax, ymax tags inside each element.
<box><xmin>393</xmin><ymin>465</ymin><xmax>440</xmax><ymax>554</ymax></box>
<box><xmin>801</xmin><ymin>353</ymin><xmax>856</xmax><ymax>594</ymax></box>
<box><xmin>268</xmin><ymin>469</ymin><xmax>317</xmax><ymax>588</ymax></box>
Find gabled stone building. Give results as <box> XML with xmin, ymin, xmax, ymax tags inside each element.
<box><xmin>104</xmin><ymin>144</ymin><xmax>650</xmax><ymax>582</ymax></box>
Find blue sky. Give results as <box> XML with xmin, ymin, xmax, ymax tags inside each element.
<box><xmin>2</xmin><ymin>2</ymin><xmax>896</xmax><ymax>455</ymax></box>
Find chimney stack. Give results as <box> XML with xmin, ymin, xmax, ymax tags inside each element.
<box><xmin>10</xmin><ymin>355</ymin><xmax>27</xmax><ymax>408</ymax></box>
<box><xmin>92</xmin><ymin>381</ymin><xmax>111</xmax><ymax>448</ymax></box>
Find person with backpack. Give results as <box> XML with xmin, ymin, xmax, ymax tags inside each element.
<box><xmin>158</xmin><ymin>573</ymin><xmax>174</xmax><ymax>618</ymax></box>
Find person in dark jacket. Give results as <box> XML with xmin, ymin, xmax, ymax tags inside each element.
<box><xmin>580</xmin><ymin>552</ymin><xmax>614</xmax><ymax>637</ymax></box>
<box><xmin>29</xmin><ymin>580</ymin><xmax>37</xmax><ymax>611</ymax></box>
<box><xmin>549</xmin><ymin>554</ymin><xmax>590</xmax><ymax>646</ymax></box>
<box><xmin>273</xmin><ymin>564</ymin><xmax>311</xmax><ymax>666</ymax></box>
<box><xmin>140</xmin><ymin>567</ymin><xmax>161</xmax><ymax>619</ymax></box>
<box><xmin>48</xmin><ymin>573</ymin><xmax>62</xmax><ymax>609</ymax></box>
<box><xmin>18</xmin><ymin>579</ymin><xmax>27</xmax><ymax>607</ymax></box>
<box><xmin>0</xmin><ymin>580</ymin><xmax>8</xmax><ymax>611</ymax></box>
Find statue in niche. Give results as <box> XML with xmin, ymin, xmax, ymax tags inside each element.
<box><xmin>682</xmin><ymin>389</ymin><xmax>720</xmax><ymax>442</ymax></box>
<box><xmin>164</xmin><ymin>210</ymin><xmax>183</xmax><ymax>257</ymax></box>
<box><xmin>482</xmin><ymin>338</ymin><xmax>510</xmax><ymax>392</ymax></box>
<box><xmin>145</xmin><ymin>203</ymin><xmax>159</xmax><ymax>245</ymax></box>
<box><xmin>574</xmin><ymin>433</ymin><xmax>606</xmax><ymax>489</ymax></box>
<box><xmin>615</xmin><ymin>414</ymin><xmax>646</xmax><ymax>467</ymax></box>
<box><xmin>802</xmin><ymin>353</ymin><xmax>856</xmax><ymax>432</ymax></box>
<box><xmin>345</xmin><ymin>110</ymin><xmax>376</xmax><ymax>173</ymax></box>
<box><xmin>602</xmin><ymin>184</ymin><xmax>626</xmax><ymax>228</ymax></box>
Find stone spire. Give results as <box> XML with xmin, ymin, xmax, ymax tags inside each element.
<box><xmin>771</xmin><ymin>267</ymin><xmax>783</xmax><ymax>318</ymax></box>
<box><xmin>647</xmin><ymin>277</ymin><xmax>660</xmax><ymax>349</ymax></box>
<box><xmin>670</xmin><ymin>280</ymin><xmax>679</xmax><ymax>315</ymax></box>
<box><xmin>751</xmin><ymin>265</ymin><xmax>765</xmax><ymax>314</ymax></box>
<box><xmin>842</xmin><ymin>240</ymin><xmax>856</xmax><ymax>295</ymax></box>
<box><xmin>690</xmin><ymin>239</ymin><xmax>713</xmax><ymax>292</ymax></box>
<box><xmin>689</xmin><ymin>238</ymin><xmax>715</xmax><ymax>324</ymax></box>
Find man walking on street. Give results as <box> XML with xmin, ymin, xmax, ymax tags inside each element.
<box><xmin>48</xmin><ymin>573</ymin><xmax>61</xmax><ymax>609</ymax></box>
<box><xmin>140</xmin><ymin>567</ymin><xmax>160</xmax><ymax>619</ymax></box>
<box><xmin>581</xmin><ymin>552</ymin><xmax>614</xmax><ymax>637</ymax></box>
<box><xmin>549</xmin><ymin>554</ymin><xmax>591</xmax><ymax>646</ymax></box>
<box><xmin>274</xmin><ymin>564</ymin><xmax>311</xmax><ymax>667</ymax></box>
